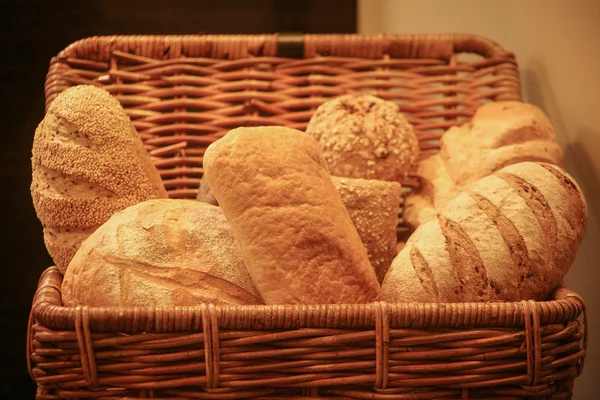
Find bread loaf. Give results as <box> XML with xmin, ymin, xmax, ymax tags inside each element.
<box><xmin>62</xmin><ymin>199</ymin><xmax>262</xmax><ymax>307</ymax></box>
<box><xmin>306</xmin><ymin>94</ymin><xmax>419</xmax><ymax>182</ymax></box>
<box><xmin>331</xmin><ymin>177</ymin><xmax>401</xmax><ymax>283</ymax></box>
<box><xmin>404</xmin><ymin>102</ymin><xmax>563</xmax><ymax>231</ymax></box>
<box><xmin>31</xmin><ymin>85</ymin><xmax>168</xmax><ymax>273</ymax></box>
<box><xmin>203</xmin><ymin>126</ymin><xmax>380</xmax><ymax>304</ymax></box>
<box><xmin>197</xmin><ymin>174</ymin><xmax>401</xmax><ymax>283</ymax></box>
<box><xmin>381</xmin><ymin>162</ymin><xmax>587</xmax><ymax>302</ymax></box>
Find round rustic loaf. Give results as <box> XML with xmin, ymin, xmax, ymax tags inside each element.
<box><xmin>62</xmin><ymin>199</ymin><xmax>263</xmax><ymax>307</ymax></box>
<box><xmin>381</xmin><ymin>161</ymin><xmax>587</xmax><ymax>303</ymax></box>
<box><xmin>305</xmin><ymin>94</ymin><xmax>419</xmax><ymax>182</ymax></box>
<box><xmin>31</xmin><ymin>85</ymin><xmax>168</xmax><ymax>273</ymax></box>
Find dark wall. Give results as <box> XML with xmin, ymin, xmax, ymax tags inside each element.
<box><xmin>0</xmin><ymin>0</ymin><xmax>356</xmax><ymax>397</ymax></box>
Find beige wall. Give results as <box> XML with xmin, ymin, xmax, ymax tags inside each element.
<box><xmin>358</xmin><ymin>0</ymin><xmax>600</xmax><ymax>398</ymax></box>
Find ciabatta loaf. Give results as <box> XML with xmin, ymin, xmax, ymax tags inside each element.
<box><xmin>31</xmin><ymin>85</ymin><xmax>167</xmax><ymax>273</ymax></box>
<box><xmin>62</xmin><ymin>199</ymin><xmax>262</xmax><ymax>307</ymax></box>
<box><xmin>382</xmin><ymin>162</ymin><xmax>587</xmax><ymax>302</ymax></box>
<box><xmin>404</xmin><ymin>102</ymin><xmax>563</xmax><ymax>231</ymax></box>
<box><xmin>203</xmin><ymin>126</ymin><xmax>380</xmax><ymax>304</ymax></box>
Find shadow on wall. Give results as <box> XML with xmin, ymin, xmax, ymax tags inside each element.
<box><xmin>522</xmin><ymin>59</ymin><xmax>600</xmax><ymax>400</ymax></box>
<box><xmin>521</xmin><ymin>62</ymin><xmax>600</xmax><ymax>232</ymax></box>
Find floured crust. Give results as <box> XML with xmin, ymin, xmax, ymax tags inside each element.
<box><xmin>203</xmin><ymin>126</ymin><xmax>380</xmax><ymax>305</ymax></box>
<box><xmin>381</xmin><ymin>161</ymin><xmax>587</xmax><ymax>302</ymax></box>
<box><xmin>332</xmin><ymin>176</ymin><xmax>401</xmax><ymax>283</ymax></box>
<box><xmin>498</xmin><ymin>163</ymin><xmax>587</xmax><ymax>277</ymax></box>
<box><xmin>380</xmin><ymin>219</ymin><xmax>461</xmax><ymax>303</ymax></box>
<box><xmin>379</xmin><ymin>241</ymin><xmax>430</xmax><ymax>303</ymax></box>
<box><xmin>439</xmin><ymin>193</ymin><xmax>520</xmax><ymax>301</ymax></box>
<box><xmin>62</xmin><ymin>199</ymin><xmax>262</xmax><ymax>307</ymax></box>
<box><xmin>469</xmin><ymin>175</ymin><xmax>551</xmax><ymax>300</ymax></box>
<box><xmin>31</xmin><ymin>85</ymin><xmax>168</xmax><ymax>273</ymax></box>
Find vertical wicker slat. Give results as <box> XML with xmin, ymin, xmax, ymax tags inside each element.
<box><xmin>29</xmin><ymin>34</ymin><xmax>586</xmax><ymax>399</ymax></box>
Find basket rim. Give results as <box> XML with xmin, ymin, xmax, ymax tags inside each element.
<box><xmin>52</xmin><ymin>32</ymin><xmax>516</xmax><ymax>60</ymax></box>
<box><xmin>32</xmin><ymin>267</ymin><xmax>585</xmax><ymax>333</ymax></box>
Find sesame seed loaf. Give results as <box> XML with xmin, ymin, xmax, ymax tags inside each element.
<box><xmin>203</xmin><ymin>126</ymin><xmax>380</xmax><ymax>305</ymax></box>
<box><xmin>381</xmin><ymin>162</ymin><xmax>587</xmax><ymax>302</ymax></box>
<box><xmin>403</xmin><ymin>101</ymin><xmax>564</xmax><ymax>231</ymax></box>
<box><xmin>331</xmin><ymin>176</ymin><xmax>401</xmax><ymax>283</ymax></box>
<box><xmin>62</xmin><ymin>199</ymin><xmax>262</xmax><ymax>307</ymax></box>
<box><xmin>305</xmin><ymin>94</ymin><xmax>420</xmax><ymax>182</ymax></box>
<box><xmin>31</xmin><ymin>85</ymin><xmax>168</xmax><ymax>273</ymax></box>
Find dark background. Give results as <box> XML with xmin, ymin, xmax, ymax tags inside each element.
<box><xmin>0</xmin><ymin>1</ymin><xmax>356</xmax><ymax>397</ymax></box>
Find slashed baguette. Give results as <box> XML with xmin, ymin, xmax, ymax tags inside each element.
<box><xmin>381</xmin><ymin>162</ymin><xmax>587</xmax><ymax>302</ymax></box>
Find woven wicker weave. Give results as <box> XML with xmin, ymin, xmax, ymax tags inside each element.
<box><xmin>28</xmin><ymin>34</ymin><xmax>587</xmax><ymax>399</ymax></box>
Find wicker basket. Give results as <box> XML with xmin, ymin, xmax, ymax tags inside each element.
<box><xmin>28</xmin><ymin>34</ymin><xmax>588</xmax><ymax>399</ymax></box>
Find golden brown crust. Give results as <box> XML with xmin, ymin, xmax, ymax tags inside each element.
<box><xmin>30</xmin><ymin>85</ymin><xmax>168</xmax><ymax>273</ymax></box>
<box><xmin>62</xmin><ymin>199</ymin><xmax>262</xmax><ymax>307</ymax></box>
<box><xmin>196</xmin><ymin>174</ymin><xmax>400</xmax><ymax>283</ymax></box>
<box><xmin>382</xmin><ymin>162</ymin><xmax>587</xmax><ymax>303</ymax></box>
<box><xmin>305</xmin><ymin>94</ymin><xmax>419</xmax><ymax>182</ymax></box>
<box><xmin>498</xmin><ymin>163</ymin><xmax>587</xmax><ymax>280</ymax></box>
<box><xmin>442</xmin><ymin>102</ymin><xmax>563</xmax><ymax>186</ymax></box>
<box><xmin>331</xmin><ymin>176</ymin><xmax>401</xmax><ymax>283</ymax></box>
<box><xmin>203</xmin><ymin>126</ymin><xmax>380</xmax><ymax>305</ymax></box>
<box><xmin>403</xmin><ymin>102</ymin><xmax>563</xmax><ymax>233</ymax></box>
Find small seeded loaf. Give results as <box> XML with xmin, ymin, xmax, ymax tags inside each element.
<box><xmin>31</xmin><ymin>85</ymin><xmax>167</xmax><ymax>273</ymax></box>
<box><xmin>306</xmin><ymin>94</ymin><xmax>419</xmax><ymax>182</ymax></box>
<box><xmin>203</xmin><ymin>126</ymin><xmax>380</xmax><ymax>304</ymax></box>
<box><xmin>381</xmin><ymin>162</ymin><xmax>587</xmax><ymax>303</ymax></box>
<box><xmin>62</xmin><ymin>199</ymin><xmax>262</xmax><ymax>307</ymax></box>
<box><xmin>331</xmin><ymin>176</ymin><xmax>401</xmax><ymax>283</ymax></box>
<box><xmin>404</xmin><ymin>102</ymin><xmax>563</xmax><ymax>231</ymax></box>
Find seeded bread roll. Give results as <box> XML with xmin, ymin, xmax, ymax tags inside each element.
<box><xmin>331</xmin><ymin>177</ymin><xmax>401</xmax><ymax>283</ymax></box>
<box><xmin>404</xmin><ymin>102</ymin><xmax>563</xmax><ymax>231</ymax></box>
<box><xmin>31</xmin><ymin>85</ymin><xmax>168</xmax><ymax>273</ymax></box>
<box><xmin>306</xmin><ymin>94</ymin><xmax>419</xmax><ymax>182</ymax></box>
<box><xmin>62</xmin><ymin>199</ymin><xmax>262</xmax><ymax>307</ymax></box>
<box><xmin>203</xmin><ymin>126</ymin><xmax>380</xmax><ymax>305</ymax></box>
<box><xmin>381</xmin><ymin>162</ymin><xmax>587</xmax><ymax>303</ymax></box>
